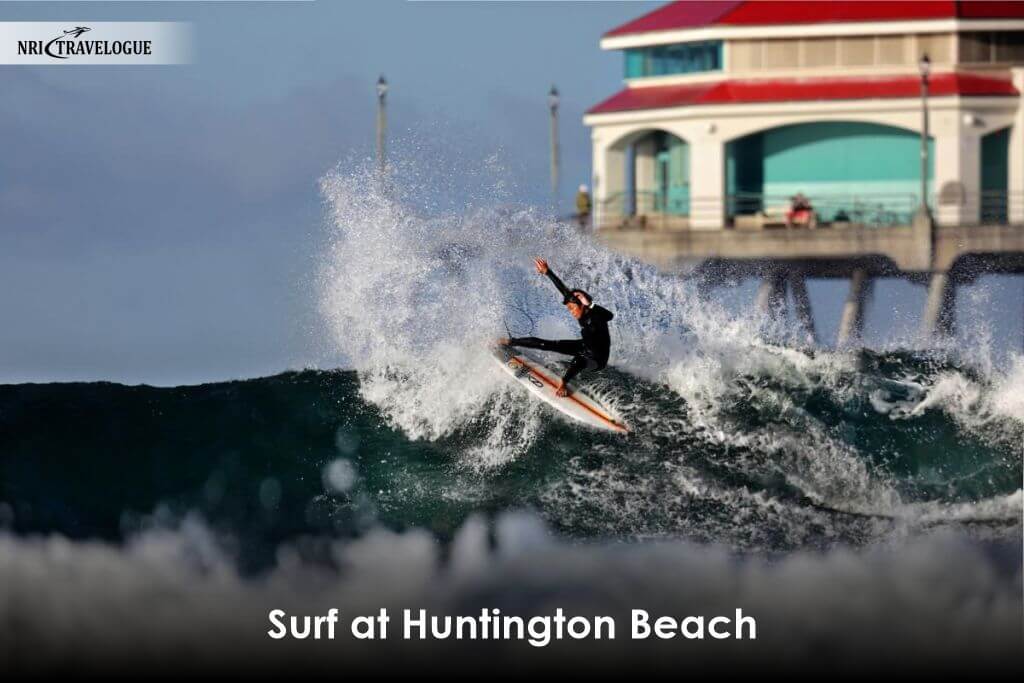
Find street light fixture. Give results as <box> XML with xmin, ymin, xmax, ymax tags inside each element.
<box><xmin>918</xmin><ymin>53</ymin><xmax>931</xmax><ymax>80</ymax></box>
<box><xmin>549</xmin><ymin>85</ymin><xmax>560</xmax><ymax>204</ymax></box>
<box><xmin>376</xmin><ymin>74</ymin><xmax>388</xmax><ymax>175</ymax></box>
<box><xmin>918</xmin><ymin>54</ymin><xmax>932</xmax><ymax>223</ymax></box>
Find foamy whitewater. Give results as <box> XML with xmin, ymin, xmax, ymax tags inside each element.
<box><xmin>315</xmin><ymin>162</ymin><xmax>1022</xmax><ymax>545</ymax></box>
<box><xmin>1</xmin><ymin>159</ymin><xmax>1021</xmax><ymax>674</ymax></box>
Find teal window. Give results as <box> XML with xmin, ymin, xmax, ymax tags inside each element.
<box><xmin>624</xmin><ymin>41</ymin><xmax>722</xmax><ymax>78</ymax></box>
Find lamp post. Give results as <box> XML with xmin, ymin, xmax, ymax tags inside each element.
<box><xmin>376</xmin><ymin>74</ymin><xmax>388</xmax><ymax>175</ymax></box>
<box><xmin>548</xmin><ymin>84</ymin><xmax>560</xmax><ymax>205</ymax></box>
<box><xmin>918</xmin><ymin>54</ymin><xmax>931</xmax><ymax>223</ymax></box>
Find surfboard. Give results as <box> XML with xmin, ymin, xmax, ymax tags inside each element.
<box><xmin>491</xmin><ymin>345</ymin><xmax>629</xmax><ymax>434</ymax></box>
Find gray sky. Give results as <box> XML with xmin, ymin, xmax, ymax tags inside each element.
<box><xmin>0</xmin><ymin>1</ymin><xmax>1020</xmax><ymax>385</ymax></box>
<box><xmin>0</xmin><ymin>1</ymin><xmax>659</xmax><ymax>384</ymax></box>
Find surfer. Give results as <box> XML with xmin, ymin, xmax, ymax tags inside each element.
<box><xmin>499</xmin><ymin>258</ymin><xmax>613</xmax><ymax>397</ymax></box>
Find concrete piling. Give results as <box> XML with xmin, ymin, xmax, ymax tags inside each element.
<box><xmin>837</xmin><ymin>268</ymin><xmax>871</xmax><ymax>347</ymax></box>
<box><xmin>755</xmin><ymin>273</ymin><xmax>787</xmax><ymax>322</ymax></box>
<box><xmin>789</xmin><ymin>274</ymin><xmax>816</xmax><ymax>344</ymax></box>
<box><xmin>920</xmin><ymin>271</ymin><xmax>956</xmax><ymax>339</ymax></box>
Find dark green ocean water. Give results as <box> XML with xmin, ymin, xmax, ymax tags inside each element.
<box><xmin>2</xmin><ymin>349</ymin><xmax>1020</xmax><ymax>572</ymax></box>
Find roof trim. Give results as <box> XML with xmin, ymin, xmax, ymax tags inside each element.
<box><xmin>605</xmin><ymin>1</ymin><xmax>1024</xmax><ymax>37</ymax></box>
<box><xmin>601</xmin><ymin>18</ymin><xmax>1024</xmax><ymax>51</ymax></box>
<box><xmin>586</xmin><ymin>72</ymin><xmax>1019</xmax><ymax>115</ymax></box>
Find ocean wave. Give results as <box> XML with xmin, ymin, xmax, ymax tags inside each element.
<box><xmin>1</xmin><ymin>513</ymin><xmax>1020</xmax><ymax>675</ymax></box>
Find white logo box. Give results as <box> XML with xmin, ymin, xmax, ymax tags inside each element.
<box><xmin>0</xmin><ymin>22</ymin><xmax>194</xmax><ymax>65</ymax></box>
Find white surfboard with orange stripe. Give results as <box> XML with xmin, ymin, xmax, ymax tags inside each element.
<box><xmin>491</xmin><ymin>346</ymin><xmax>629</xmax><ymax>435</ymax></box>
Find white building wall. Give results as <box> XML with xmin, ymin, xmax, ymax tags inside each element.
<box><xmin>1009</xmin><ymin>68</ymin><xmax>1024</xmax><ymax>224</ymax></box>
<box><xmin>634</xmin><ymin>136</ymin><xmax>657</xmax><ymax>209</ymax></box>
<box><xmin>586</xmin><ymin>96</ymin><xmax>1019</xmax><ymax>229</ymax></box>
<box><xmin>933</xmin><ymin>109</ymin><xmax>981</xmax><ymax>225</ymax></box>
<box><xmin>687</xmin><ymin>133</ymin><xmax>725</xmax><ymax>230</ymax></box>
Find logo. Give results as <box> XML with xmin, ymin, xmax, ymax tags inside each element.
<box><xmin>17</xmin><ymin>25</ymin><xmax>153</xmax><ymax>61</ymax></box>
<box><xmin>2</xmin><ymin>22</ymin><xmax>192</xmax><ymax>65</ymax></box>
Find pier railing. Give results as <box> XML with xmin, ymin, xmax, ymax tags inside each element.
<box><xmin>596</xmin><ymin>190</ymin><xmax>1024</xmax><ymax>231</ymax></box>
<box><xmin>596</xmin><ymin>191</ymin><xmax>921</xmax><ymax>231</ymax></box>
<box><xmin>727</xmin><ymin>192</ymin><xmax>920</xmax><ymax>229</ymax></box>
<box><xmin>952</xmin><ymin>189</ymin><xmax>1024</xmax><ymax>226</ymax></box>
<box><xmin>594</xmin><ymin>191</ymin><xmax>691</xmax><ymax>231</ymax></box>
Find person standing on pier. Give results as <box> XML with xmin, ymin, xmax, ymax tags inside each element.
<box><xmin>575</xmin><ymin>184</ymin><xmax>592</xmax><ymax>229</ymax></box>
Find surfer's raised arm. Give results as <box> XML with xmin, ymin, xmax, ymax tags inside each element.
<box><xmin>500</xmin><ymin>257</ymin><xmax>614</xmax><ymax>398</ymax></box>
<box><xmin>534</xmin><ymin>258</ymin><xmax>572</xmax><ymax>301</ymax></box>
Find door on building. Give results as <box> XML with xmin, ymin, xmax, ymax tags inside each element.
<box><xmin>981</xmin><ymin>127</ymin><xmax>1009</xmax><ymax>224</ymax></box>
<box><xmin>653</xmin><ymin>133</ymin><xmax>690</xmax><ymax>216</ymax></box>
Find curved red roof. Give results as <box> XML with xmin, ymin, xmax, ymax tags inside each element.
<box><xmin>606</xmin><ymin>1</ymin><xmax>1024</xmax><ymax>37</ymax></box>
<box><xmin>587</xmin><ymin>73</ymin><xmax>1018</xmax><ymax>114</ymax></box>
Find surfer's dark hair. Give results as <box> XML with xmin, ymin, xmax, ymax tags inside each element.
<box><xmin>564</xmin><ymin>289</ymin><xmax>591</xmax><ymax>306</ymax></box>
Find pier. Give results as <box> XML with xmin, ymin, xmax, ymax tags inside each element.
<box><xmin>597</xmin><ymin>211</ymin><xmax>1024</xmax><ymax>344</ymax></box>
<box><xmin>582</xmin><ymin>1</ymin><xmax>1024</xmax><ymax>345</ymax></box>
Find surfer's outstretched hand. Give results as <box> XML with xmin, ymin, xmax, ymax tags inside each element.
<box><xmin>556</xmin><ymin>380</ymin><xmax>570</xmax><ymax>397</ymax></box>
<box><xmin>496</xmin><ymin>338</ymin><xmax>510</xmax><ymax>347</ymax></box>
<box><xmin>534</xmin><ymin>258</ymin><xmax>549</xmax><ymax>275</ymax></box>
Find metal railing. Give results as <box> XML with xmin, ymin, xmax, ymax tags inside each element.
<box><xmin>596</xmin><ymin>191</ymin><xmax>711</xmax><ymax>231</ymax></box>
<box><xmin>597</xmin><ymin>189</ymin><xmax>1024</xmax><ymax>231</ymax></box>
<box><xmin>728</xmin><ymin>192</ymin><xmax>920</xmax><ymax>229</ymax></box>
<box><xmin>946</xmin><ymin>189</ymin><xmax>1024</xmax><ymax>226</ymax></box>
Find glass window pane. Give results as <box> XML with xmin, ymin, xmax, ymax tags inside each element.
<box><xmin>765</xmin><ymin>39</ymin><xmax>799</xmax><ymax>68</ymax></box>
<box><xmin>623</xmin><ymin>41</ymin><xmax>723</xmax><ymax>78</ymax></box>
<box><xmin>840</xmin><ymin>36</ymin><xmax>875</xmax><ymax>66</ymax></box>
<box><xmin>918</xmin><ymin>33</ymin><xmax>952</xmax><ymax>63</ymax></box>
<box><xmin>877</xmin><ymin>36</ymin><xmax>906</xmax><ymax>65</ymax></box>
<box><xmin>803</xmin><ymin>38</ymin><xmax>838</xmax><ymax>67</ymax></box>
<box><xmin>995</xmin><ymin>31</ymin><xmax>1024</xmax><ymax>62</ymax></box>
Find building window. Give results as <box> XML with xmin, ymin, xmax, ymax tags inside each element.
<box><xmin>839</xmin><ymin>36</ymin><xmax>876</xmax><ymax>66</ymax></box>
<box><xmin>916</xmin><ymin>33</ymin><xmax>952</xmax><ymax>64</ymax></box>
<box><xmin>624</xmin><ymin>41</ymin><xmax>723</xmax><ymax>78</ymax></box>
<box><xmin>764</xmin><ymin>39</ymin><xmax>800</xmax><ymax>68</ymax></box>
<box><xmin>877</xmin><ymin>35</ymin><xmax>907</xmax><ymax>65</ymax></box>
<box><xmin>729</xmin><ymin>33</ymin><xmax>960</xmax><ymax>72</ymax></box>
<box><xmin>803</xmin><ymin>38</ymin><xmax>838</xmax><ymax>67</ymax></box>
<box><xmin>960</xmin><ymin>31</ymin><xmax>1024</xmax><ymax>63</ymax></box>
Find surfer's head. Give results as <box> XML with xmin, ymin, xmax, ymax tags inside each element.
<box><xmin>564</xmin><ymin>290</ymin><xmax>591</xmax><ymax>319</ymax></box>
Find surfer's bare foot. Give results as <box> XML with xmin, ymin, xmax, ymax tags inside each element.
<box><xmin>556</xmin><ymin>381</ymin><xmax>569</xmax><ymax>397</ymax></box>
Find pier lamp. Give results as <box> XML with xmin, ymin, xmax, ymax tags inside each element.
<box><xmin>918</xmin><ymin>54</ymin><xmax>932</xmax><ymax>223</ymax></box>
<box><xmin>548</xmin><ymin>85</ymin><xmax>561</xmax><ymax>203</ymax></box>
<box><xmin>376</xmin><ymin>75</ymin><xmax>388</xmax><ymax>174</ymax></box>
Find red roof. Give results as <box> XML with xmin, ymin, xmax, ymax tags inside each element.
<box><xmin>587</xmin><ymin>73</ymin><xmax>1018</xmax><ymax>114</ymax></box>
<box><xmin>606</xmin><ymin>1</ymin><xmax>1024</xmax><ymax>37</ymax></box>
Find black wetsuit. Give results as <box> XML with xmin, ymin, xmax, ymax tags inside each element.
<box><xmin>507</xmin><ymin>269</ymin><xmax>614</xmax><ymax>386</ymax></box>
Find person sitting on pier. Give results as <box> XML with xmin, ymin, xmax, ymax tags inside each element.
<box><xmin>786</xmin><ymin>192</ymin><xmax>817</xmax><ymax>229</ymax></box>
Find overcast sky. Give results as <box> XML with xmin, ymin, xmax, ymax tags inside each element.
<box><xmin>0</xmin><ymin>1</ymin><xmax>662</xmax><ymax>384</ymax></box>
<box><xmin>0</xmin><ymin>1</ymin><xmax>1020</xmax><ymax>385</ymax></box>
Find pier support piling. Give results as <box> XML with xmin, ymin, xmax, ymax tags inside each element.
<box><xmin>755</xmin><ymin>273</ymin><xmax>788</xmax><ymax>339</ymax></box>
<box><xmin>756</xmin><ymin>273</ymin><xmax>787</xmax><ymax>318</ymax></box>
<box><xmin>789</xmin><ymin>274</ymin><xmax>816</xmax><ymax>345</ymax></box>
<box><xmin>837</xmin><ymin>268</ymin><xmax>871</xmax><ymax>347</ymax></box>
<box><xmin>920</xmin><ymin>272</ymin><xmax>956</xmax><ymax>339</ymax></box>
